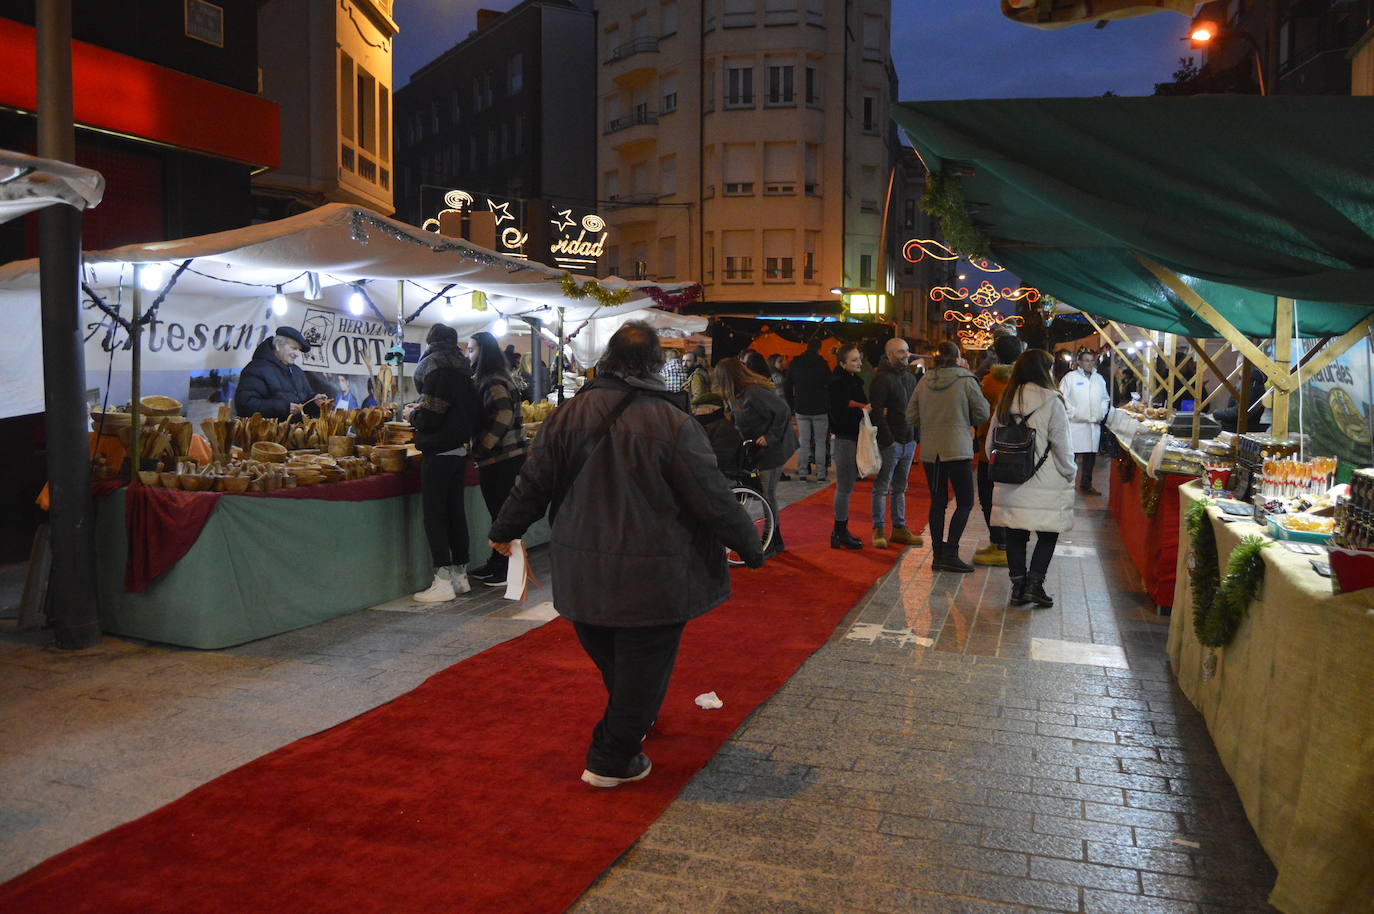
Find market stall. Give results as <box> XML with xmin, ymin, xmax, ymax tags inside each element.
<box><xmin>0</xmin><ymin>204</ymin><xmax>696</xmax><ymax>647</ymax></box>
<box><xmin>1169</xmin><ymin>481</ymin><xmax>1374</xmax><ymax>914</ymax></box>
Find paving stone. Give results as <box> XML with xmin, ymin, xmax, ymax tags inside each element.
<box><xmin>1030</xmin><ymin>855</ymin><xmax>1143</xmax><ymax>893</ymax></box>
<box><xmin>1088</xmin><ymin>841</ymin><xmax>1195</xmax><ymax>876</ymax></box>
<box><xmin>1084</xmin><ymin>888</ymin><xmax>1202</xmax><ymax>913</ymax></box>
<box><xmin>960</xmin><ymin>870</ymin><xmax>1081</xmax><ymax>912</ymax></box>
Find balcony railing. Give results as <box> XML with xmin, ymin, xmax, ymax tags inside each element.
<box><xmin>605</xmin><ymin>109</ymin><xmax>659</xmax><ymax>134</ymax></box>
<box><xmin>605</xmin><ymin>36</ymin><xmax>659</xmax><ymax>64</ymax></box>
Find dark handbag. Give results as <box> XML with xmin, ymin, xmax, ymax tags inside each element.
<box><xmin>988</xmin><ymin>403</ymin><xmax>1050</xmax><ymax>485</ymax></box>
<box><xmin>549</xmin><ymin>389</ymin><xmax>640</xmax><ymax>523</ymax></box>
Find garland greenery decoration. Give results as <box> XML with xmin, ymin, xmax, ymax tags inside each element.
<box><xmin>558</xmin><ymin>272</ymin><xmax>632</xmax><ymax>308</ymax></box>
<box><xmin>1187</xmin><ymin>498</ymin><xmax>1269</xmax><ymax>649</ymax></box>
<box><xmin>1141</xmin><ymin>474</ymin><xmax>1162</xmax><ymax>517</ymax></box>
<box><xmin>919</xmin><ymin>168</ymin><xmax>991</xmax><ymax>262</ymax></box>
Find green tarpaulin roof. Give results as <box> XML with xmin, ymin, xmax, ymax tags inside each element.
<box><xmin>890</xmin><ymin>96</ymin><xmax>1374</xmax><ymax>337</ymax></box>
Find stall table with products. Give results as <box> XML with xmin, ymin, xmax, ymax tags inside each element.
<box><xmin>1167</xmin><ymin>481</ymin><xmax>1374</xmax><ymax>914</ymax></box>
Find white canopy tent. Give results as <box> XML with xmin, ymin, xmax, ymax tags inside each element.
<box><xmin>0</xmin><ymin>149</ymin><xmax>104</xmax><ymax>224</ymax></box>
<box><xmin>0</xmin><ymin>203</ymin><xmax>700</xmax><ymax>417</ymax></box>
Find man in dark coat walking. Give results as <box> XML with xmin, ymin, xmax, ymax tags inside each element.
<box><xmin>234</xmin><ymin>327</ymin><xmax>325</xmax><ymax>419</ymax></box>
<box><xmin>489</xmin><ymin>321</ymin><xmax>763</xmax><ymax>788</ymax></box>
<box><xmin>784</xmin><ymin>338</ymin><xmax>832</xmax><ymax>481</ymax></box>
<box><xmin>868</xmin><ymin>337</ymin><xmax>923</xmax><ymax>549</ymax></box>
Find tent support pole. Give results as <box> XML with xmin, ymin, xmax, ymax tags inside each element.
<box><xmin>556</xmin><ymin>307</ymin><xmax>565</xmax><ymax>405</ymax></box>
<box><xmin>1271</xmin><ymin>297</ymin><xmax>1294</xmax><ymax>439</ymax></box>
<box><xmin>1293</xmin><ymin>316</ymin><xmax>1374</xmax><ymax>387</ymax></box>
<box><xmin>1082</xmin><ymin>314</ymin><xmax>1146</xmax><ymax>388</ymax></box>
<box><xmin>395</xmin><ymin>281</ymin><xmax>405</xmax><ymax>419</ymax></box>
<box><xmin>1133</xmin><ymin>255</ymin><xmax>1290</xmax><ymax>387</ymax></box>
<box><xmin>1184</xmin><ymin>338</ymin><xmax>1241</xmax><ymax>404</ymax></box>
<box><xmin>528</xmin><ymin>318</ymin><xmax>545</xmax><ymax>401</ymax></box>
<box><xmin>1237</xmin><ymin>360</ymin><xmax>1252</xmax><ymax>435</ymax></box>
<box><xmin>129</xmin><ymin>276</ymin><xmax>143</xmax><ymax>474</ymax></box>
<box><xmin>1162</xmin><ymin>335</ymin><xmax>1177</xmax><ymax>407</ymax></box>
<box><xmin>36</xmin><ymin>0</ymin><xmax>100</xmax><ymax>648</ymax></box>
<box><xmin>1190</xmin><ymin>350</ymin><xmax>1206</xmax><ymax>448</ymax></box>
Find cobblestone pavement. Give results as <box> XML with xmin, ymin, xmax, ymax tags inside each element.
<box><xmin>1</xmin><ymin>479</ymin><xmax>1279</xmax><ymax>914</ymax></box>
<box><xmin>571</xmin><ymin>489</ymin><xmax>1279</xmax><ymax>914</ymax></box>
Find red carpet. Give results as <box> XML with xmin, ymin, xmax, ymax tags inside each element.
<box><xmin>2</xmin><ymin>481</ymin><xmax>926</xmax><ymax>914</ymax></box>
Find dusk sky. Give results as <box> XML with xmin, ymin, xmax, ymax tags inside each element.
<box><xmin>393</xmin><ymin>2</ymin><xmax>1194</xmax><ymax>98</ymax></box>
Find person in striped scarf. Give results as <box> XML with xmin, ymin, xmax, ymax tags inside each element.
<box><xmin>468</xmin><ymin>331</ymin><xmax>528</xmax><ymax>587</ymax></box>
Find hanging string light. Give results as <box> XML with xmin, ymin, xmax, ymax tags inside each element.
<box><xmin>347</xmin><ymin>288</ymin><xmax>365</xmax><ymax>316</ymax></box>
<box><xmin>271</xmin><ymin>285</ymin><xmax>287</xmax><ymax>316</ymax></box>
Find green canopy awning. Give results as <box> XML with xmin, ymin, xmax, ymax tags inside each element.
<box><xmin>891</xmin><ymin>96</ymin><xmax>1374</xmax><ymax>337</ymax></box>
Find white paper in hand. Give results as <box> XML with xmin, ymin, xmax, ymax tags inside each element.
<box><xmin>503</xmin><ymin>540</ymin><xmax>540</xmax><ymax>601</ymax></box>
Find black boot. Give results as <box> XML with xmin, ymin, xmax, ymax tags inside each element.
<box><xmin>1024</xmin><ymin>574</ymin><xmax>1054</xmax><ymax>608</ymax></box>
<box><xmin>1008</xmin><ymin>574</ymin><xmax>1030</xmax><ymax>606</ymax></box>
<box><xmin>765</xmin><ymin>522</ymin><xmax>785</xmax><ymax>557</ymax></box>
<box><xmin>936</xmin><ymin>544</ymin><xmax>975</xmax><ymax>574</ymax></box>
<box><xmin>831</xmin><ymin>521</ymin><xmax>862</xmax><ymax>550</ymax></box>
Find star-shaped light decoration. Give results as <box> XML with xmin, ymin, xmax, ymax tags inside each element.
<box><xmin>487</xmin><ymin>198</ymin><xmax>515</xmax><ymax>225</ymax></box>
<box><xmin>550</xmin><ymin>208</ymin><xmax>577</xmax><ymax>233</ymax></box>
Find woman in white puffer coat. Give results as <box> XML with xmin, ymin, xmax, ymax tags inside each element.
<box><xmin>985</xmin><ymin>349</ymin><xmax>1077</xmax><ymax>608</ymax></box>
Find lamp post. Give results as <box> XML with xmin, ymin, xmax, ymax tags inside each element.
<box><xmin>830</xmin><ymin>287</ymin><xmax>889</xmax><ymax>320</ymax></box>
<box><xmin>1188</xmin><ymin>1</ymin><xmax>1266</xmax><ymax>95</ymax></box>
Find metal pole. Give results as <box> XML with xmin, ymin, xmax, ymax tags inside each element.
<box><xmin>129</xmin><ymin>274</ymin><xmax>143</xmax><ymax>475</ymax></box>
<box><xmin>555</xmin><ymin>307</ymin><xmax>566</xmax><ymax>405</ymax></box>
<box><xmin>529</xmin><ymin>318</ymin><xmax>545</xmax><ymax>401</ymax></box>
<box><xmin>395</xmin><ymin>280</ymin><xmax>405</xmax><ymax>419</ymax></box>
<box><xmin>36</xmin><ymin>0</ymin><xmax>101</xmax><ymax>648</ymax></box>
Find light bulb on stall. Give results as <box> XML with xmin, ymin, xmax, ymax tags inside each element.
<box><xmin>491</xmin><ymin>318</ymin><xmax>508</xmax><ymax>337</ymax></box>
<box><xmin>138</xmin><ymin>263</ymin><xmax>166</xmax><ymax>291</ymax></box>
<box><xmin>272</xmin><ymin>289</ymin><xmax>288</xmax><ymax>316</ymax></box>
<box><xmin>348</xmin><ymin>290</ymin><xmax>365</xmax><ymax>315</ymax></box>
<box><xmin>1126</xmin><ymin>345</ymin><xmax>1137</xmax><ymax>354</ymax></box>
<box><xmin>442</xmin><ymin>296</ymin><xmax>457</xmax><ymax>320</ymax></box>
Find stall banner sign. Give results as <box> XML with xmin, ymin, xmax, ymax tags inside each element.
<box><xmin>419</xmin><ymin>185</ymin><xmax>608</xmax><ymax>273</ymax></box>
<box><xmin>296</xmin><ymin>307</ymin><xmax>421</xmax><ymax>375</ymax></box>
<box><xmin>1297</xmin><ymin>339</ymin><xmax>1374</xmax><ymax>483</ymax></box>
<box><xmin>83</xmin><ymin>294</ymin><xmax>272</xmax><ymax>373</ymax></box>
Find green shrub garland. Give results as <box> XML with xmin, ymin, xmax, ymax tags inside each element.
<box><xmin>1186</xmin><ymin>498</ymin><xmax>1269</xmax><ymax>649</ymax></box>
<box><xmin>919</xmin><ymin>169</ymin><xmax>992</xmax><ymax>261</ymax></box>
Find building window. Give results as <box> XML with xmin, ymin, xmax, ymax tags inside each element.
<box><xmin>806</xmin><ymin>0</ymin><xmax>824</xmax><ymax>25</ymax></box>
<box><xmin>805</xmin><ymin>65</ymin><xmax>820</xmax><ymax>106</ymax></box>
<box><xmin>508</xmin><ymin>54</ymin><xmax>523</xmax><ymax>94</ymax></box>
<box><xmin>356</xmin><ymin>67</ymin><xmax>377</xmax><ymax>155</ymax></box>
<box><xmin>658</xmin><ymin>236</ymin><xmax>677</xmax><ymax>279</ymax></box>
<box><xmin>632</xmin><ymin>242</ymin><xmax>649</xmax><ymax>279</ymax></box>
<box><xmin>723</xmin><ymin>143</ymin><xmax>755</xmax><ymax>195</ymax></box>
<box><xmin>660</xmin><ymin>154</ymin><xmax>677</xmax><ymax>195</ymax></box>
<box><xmin>763</xmin><ymin>141</ymin><xmax>796</xmax><ymax>194</ymax></box>
<box><xmin>862</xmin><ymin>95</ymin><xmax>878</xmax><ymax>133</ymax></box>
<box><xmin>661</xmin><ymin>72</ymin><xmax>678</xmax><ymax>113</ymax></box>
<box><xmin>764</xmin><ymin>229</ymin><xmax>793</xmax><ymax>281</ymax></box>
<box><xmin>631</xmin><ymin>162</ymin><xmax>650</xmax><ymax>198</ymax></box>
<box><xmin>339</xmin><ymin>52</ymin><xmax>355</xmax><ymax>142</ymax></box>
<box><xmin>804</xmin><ymin>231</ymin><xmax>819</xmax><ymax>281</ymax></box>
<box><xmin>725</xmin><ymin>66</ymin><xmax>754</xmax><ymax>107</ymax></box>
<box><xmin>704</xmin><ymin>231</ymin><xmax>715</xmax><ymax>282</ymax></box>
<box><xmin>903</xmin><ymin>199</ymin><xmax>916</xmax><ymax>230</ymax></box>
<box><xmin>605</xmin><ymin>245</ymin><xmax>620</xmax><ymax>277</ymax></box>
<box><xmin>862</xmin><ymin>14</ymin><xmax>884</xmax><ymax>61</ymax></box>
<box><xmin>662</xmin><ymin>0</ymin><xmax>679</xmax><ymax>36</ymax></box>
<box><xmin>605</xmin><ymin>170</ymin><xmax>620</xmax><ymax>200</ymax></box>
<box><xmin>766</xmin><ymin>65</ymin><xmax>794</xmax><ymax>106</ymax></box>
<box><xmin>724</xmin><ymin>230</ymin><xmax>752</xmax><ymax>281</ymax></box>
<box><xmin>764</xmin><ymin>0</ymin><xmax>798</xmax><ymax>26</ymax></box>
<box><xmin>804</xmin><ymin>143</ymin><xmax>819</xmax><ymax>195</ymax></box>
<box><xmin>859</xmin><ymin>252</ymin><xmax>874</xmax><ymax>288</ymax></box>
<box><xmin>723</xmin><ymin>0</ymin><xmax>755</xmax><ymax>28</ymax></box>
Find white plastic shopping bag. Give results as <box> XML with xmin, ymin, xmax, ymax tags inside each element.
<box><xmin>856</xmin><ymin>411</ymin><xmax>881</xmax><ymax>477</ymax></box>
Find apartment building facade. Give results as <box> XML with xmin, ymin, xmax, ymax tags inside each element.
<box><xmin>392</xmin><ymin>0</ymin><xmax>596</xmax><ymax>230</ymax></box>
<box><xmin>597</xmin><ymin>0</ymin><xmax>894</xmax><ymax>312</ymax></box>
<box><xmin>254</xmin><ymin>0</ymin><xmax>399</xmax><ymax>219</ymax></box>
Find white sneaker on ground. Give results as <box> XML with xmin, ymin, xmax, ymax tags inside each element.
<box><xmin>412</xmin><ymin>570</ymin><xmax>456</xmax><ymax>603</ymax></box>
<box><xmin>448</xmin><ymin>565</ymin><xmax>471</xmax><ymax>594</ymax></box>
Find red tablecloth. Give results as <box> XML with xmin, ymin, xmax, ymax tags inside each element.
<box><xmin>119</xmin><ymin>470</ymin><xmax>425</xmax><ymax>593</ymax></box>
<box><xmin>1107</xmin><ymin>457</ymin><xmax>1187</xmax><ymax>609</ymax></box>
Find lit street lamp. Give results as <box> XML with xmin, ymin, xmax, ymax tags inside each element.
<box><xmin>1187</xmin><ymin>1</ymin><xmax>1266</xmax><ymax>95</ymax></box>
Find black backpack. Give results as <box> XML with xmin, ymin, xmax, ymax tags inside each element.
<box><xmin>989</xmin><ymin>402</ymin><xmax>1050</xmax><ymax>485</ymax></box>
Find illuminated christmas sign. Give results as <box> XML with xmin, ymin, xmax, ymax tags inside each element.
<box><xmin>930</xmin><ymin>260</ymin><xmax>1034</xmax><ymax>351</ymax></box>
<box><xmin>420</xmin><ymin>187</ymin><xmax>609</xmax><ymax>274</ymax></box>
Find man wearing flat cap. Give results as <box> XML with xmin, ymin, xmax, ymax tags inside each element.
<box><xmin>234</xmin><ymin>326</ymin><xmax>328</xmax><ymax>419</ymax></box>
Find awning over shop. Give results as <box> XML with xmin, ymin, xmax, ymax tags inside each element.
<box><xmin>890</xmin><ymin>96</ymin><xmax>1374</xmax><ymax>337</ymax></box>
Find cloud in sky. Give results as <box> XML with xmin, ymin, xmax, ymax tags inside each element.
<box><xmin>393</xmin><ymin>1</ymin><xmax>1192</xmax><ymax>98</ymax></box>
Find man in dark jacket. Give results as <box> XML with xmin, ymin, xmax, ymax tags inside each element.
<box><xmin>234</xmin><ymin>327</ymin><xmax>324</xmax><ymax>419</ymax></box>
<box><xmin>488</xmin><ymin>321</ymin><xmax>763</xmax><ymax>789</ymax></box>
<box><xmin>408</xmin><ymin>324</ymin><xmax>482</xmax><ymax>603</ymax></box>
<box><xmin>784</xmin><ymin>338</ymin><xmax>832</xmax><ymax>482</ymax></box>
<box><xmin>868</xmin><ymin>337</ymin><xmax>923</xmax><ymax>549</ymax></box>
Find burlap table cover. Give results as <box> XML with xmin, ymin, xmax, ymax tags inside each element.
<box><xmin>1168</xmin><ymin>481</ymin><xmax>1374</xmax><ymax>914</ymax></box>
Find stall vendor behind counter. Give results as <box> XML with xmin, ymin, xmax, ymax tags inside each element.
<box><xmin>234</xmin><ymin>327</ymin><xmax>327</xmax><ymax>420</ymax></box>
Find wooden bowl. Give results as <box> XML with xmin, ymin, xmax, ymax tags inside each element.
<box><xmin>251</xmin><ymin>441</ymin><xmax>287</xmax><ymax>463</ymax></box>
<box><xmin>378</xmin><ymin>455</ymin><xmax>407</xmax><ymax>473</ymax></box>
<box><xmin>159</xmin><ymin>472</ymin><xmax>181</xmax><ymax>489</ymax></box>
<box><xmin>327</xmin><ymin>435</ymin><xmax>356</xmax><ymax>458</ymax></box>
<box><xmin>355</xmin><ymin>445</ymin><xmax>373</xmax><ymax>459</ymax></box>
<box><xmin>140</xmin><ymin>395</ymin><xmax>182</xmax><ymax>417</ymax></box>
<box><xmin>218</xmin><ymin>475</ymin><xmax>252</xmax><ymax>494</ymax></box>
<box><xmin>179</xmin><ymin>473</ymin><xmax>212</xmax><ymax>491</ymax></box>
<box><xmin>138</xmin><ymin>470</ymin><xmax>161</xmax><ymax>487</ymax></box>
<box><xmin>92</xmin><ymin>410</ymin><xmax>133</xmax><ymax>429</ymax></box>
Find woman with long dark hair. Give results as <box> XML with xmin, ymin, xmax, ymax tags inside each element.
<box><xmin>467</xmin><ymin>331</ymin><xmax>527</xmax><ymax>587</ymax></box>
<box><xmin>828</xmin><ymin>344</ymin><xmax>869</xmax><ymax>549</ymax></box>
<box><xmin>987</xmin><ymin>349</ymin><xmax>1076</xmax><ymax>607</ymax></box>
<box><xmin>714</xmin><ymin>357</ymin><xmax>797</xmax><ymax>556</ymax></box>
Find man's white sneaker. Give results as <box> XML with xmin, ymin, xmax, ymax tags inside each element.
<box><xmin>412</xmin><ymin>571</ymin><xmax>456</xmax><ymax>603</ymax></box>
<box><xmin>448</xmin><ymin>565</ymin><xmax>471</xmax><ymax>594</ymax></box>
